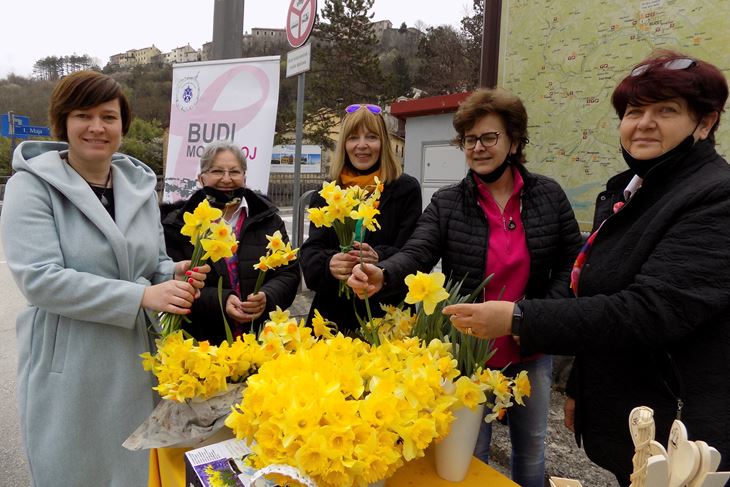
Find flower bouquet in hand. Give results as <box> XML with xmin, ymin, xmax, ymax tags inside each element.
<box><xmin>252</xmin><ymin>231</ymin><xmax>299</xmax><ymax>296</ymax></box>
<box><xmin>307</xmin><ymin>178</ymin><xmax>383</xmax><ymax>298</ymax></box>
<box><xmin>158</xmin><ymin>199</ymin><xmax>238</xmax><ymax>337</ymax></box>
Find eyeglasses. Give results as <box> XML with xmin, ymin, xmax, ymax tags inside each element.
<box><xmin>205</xmin><ymin>168</ymin><xmax>245</xmax><ymax>179</ymax></box>
<box><xmin>462</xmin><ymin>132</ymin><xmax>501</xmax><ymax>150</ymax></box>
<box><xmin>345</xmin><ymin>104</ymin><xmax>382</xmax><ymax>115</ymax></box>
<box><xmin>630</xmin><ymin>58</ymin><xmax>696</xmax><ymax>77</ymax></box>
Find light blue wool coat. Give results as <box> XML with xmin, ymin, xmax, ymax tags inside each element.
<box><xmin>0</xmin><ymin>141</ymin><xmax>174</xmax><ymax>487</ymax></box>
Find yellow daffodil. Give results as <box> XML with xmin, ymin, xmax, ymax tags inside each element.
<box><xmin>512</xmin><ymin>370</ymin><xmax>531</xmax><ymax>405</ymax></box>
<box><xmin>404</xmin><ymin>271</ymin><xmax>450</xmax><ymax>315</ymax></box>
<box><xmin>312</xmin><ymin>309</ymin><xmax>336</xmax><ymax>339</ymax></box>
<box><xmin>454</xmin><ymin>375</ymin><xmax>487</xmax><ymax>409</ymax></box>
<box><xmin>200</xmin><ymin>237</ymin><xmax>235</xmax><ymax>261</ymax></box>
<box><xmin>266</xmin><ymin>230</ymin><xmax>285</xmax><ymax>252</ymax></box>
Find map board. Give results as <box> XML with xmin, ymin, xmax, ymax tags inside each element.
<box><xmin>498</xmin><ymin>0</ymin><xmax>730</xmax><ymax>227</ymax></box>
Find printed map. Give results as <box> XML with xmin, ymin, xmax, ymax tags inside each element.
<box><xmin>499</xmin><ymin>0</ymin><xmax>730</xmax><ymax>226</ymax></box>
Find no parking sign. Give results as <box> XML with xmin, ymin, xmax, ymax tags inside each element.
<box><xmin>286</xmin><ymin>0</ymin><xmax>316</xmax><ymax>48</ymax></box>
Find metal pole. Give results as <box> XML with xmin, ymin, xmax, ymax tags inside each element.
<box><xmin>479</xmin><ymin>0</ymin><xmax>502</xmax><ymax>88</ymax></box>
<box><xmin>9</xmin><ymin>111</ymin><xmax>16</xmax><ymax>169</ymax></box>
<box><xmin>291</xmin><ymin>72</ymin><xmax>305</xmax><ymax>248</ymax></box>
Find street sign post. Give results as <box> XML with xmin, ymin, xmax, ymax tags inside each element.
<box><xmin>1</xmin><ymin>113</ymin><xmax>30</xmax><ymax>138</ymax></box>
<box><xmin>286</xmin><ymin>0</ymin><xmax>317</xmax><ymax>246</ymax></box>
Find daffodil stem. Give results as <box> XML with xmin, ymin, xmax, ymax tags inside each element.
<box><xmin>217</xmin><ymin>277</ymin><xmax>234</xmax><ymax>345</ymax></box>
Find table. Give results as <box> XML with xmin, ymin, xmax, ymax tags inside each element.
<box><xmin>149</xmin><ymin>444</ymin><xmax>519</xmax><ymax>487</ymax></box>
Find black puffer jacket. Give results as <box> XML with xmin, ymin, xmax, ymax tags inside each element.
<box><xmin>300</xmin><ymin>173</ymin><xmax>421</xmax><ymax>332</ymax></box>
<box><xmin>381</xmin><ymin>166</ymin><xmax>582</xmax><ymax>300</ymax></box>
<box><xmin>522</xmin><ymin>140</ymin><xmax>730</xmax><ymax>482</ymax></box>
<box><xmin>162</xmin><ymin>188</ymin><xmax>299</xmax><ymax>344</ymax></box>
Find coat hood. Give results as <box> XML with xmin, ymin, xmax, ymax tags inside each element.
<box><xmin>12</xmin><ymin>140</ymin><xmax>159</xmax><ymax>235</ymax></box>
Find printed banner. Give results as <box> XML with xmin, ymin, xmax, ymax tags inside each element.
<box><xmin>164</xmin><ymin>56</ymin><xmax>280</xmax><ymax>202</ymax></box>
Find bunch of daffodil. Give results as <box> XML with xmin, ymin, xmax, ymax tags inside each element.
<box><xmin>360</xmin><ymin>304</ymin><xmax>417</xmax><ymax>345</ymax></box>
<box><xmin>225</xmin><ymin>335</ymin><xmax>459</xmax><ymax>487</ymax></box>
<box><xmin>476</xmin><ymin>368</ymin><xmax>531</xmax><ymax>421</ymax></box>
<box><xmin>252</xmin><ymin>230</ymin><xmax>299</xmax><ymax>294</ymax></box>
<box><xmin>158</xmin><ymin>199</ymin><xmax>238</xmax><ymax>337</ymax></box>
<box><xmin>396</xmin><ymin>271</ymin><xmax>531</xmax><ymax>421</ymax></box>
<box><xmin>140</xmin><ymin>330</ymin><xmax>261</xmax><ymax>402</ymax></box>
<box><xmin>140</xmin><ymin>307</ymin><xmax>318</xmax><ymax>402</ymax></box>
<box><xmin>307</xmin><ymin>178</ymin><xmax>383</xmax><ymax>298</ymax></box>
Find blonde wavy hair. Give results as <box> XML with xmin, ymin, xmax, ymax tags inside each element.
<box><xmin>329</xmin><ymin>106</ymin><xmax>402</xmax><ymax>184</ymax></box>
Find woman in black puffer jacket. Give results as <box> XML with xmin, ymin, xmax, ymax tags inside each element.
<box><xmin>162</xmin><ymin>141</ymin><xmax>299</xmax><ymax>344</ymax></box>
<box><xmin>349</xmin><ymin>89</ymin><xmax>582</xmax><ymax>487</ymax></box>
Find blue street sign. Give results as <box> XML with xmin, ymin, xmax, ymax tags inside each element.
<box><xmin>1</xmin><ymin>113</ymin><xmax>30</xmax><ymax>137</ymax></box>
<box><xmin>14</xmin><ymin>125</ymin><xmax>51</xmax><ymax>137</ymax></box>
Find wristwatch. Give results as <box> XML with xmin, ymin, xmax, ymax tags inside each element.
<box><xmin>511</xmin><ymin>303</ymin><xmax>524</xmax><ymax>338</ymax></box>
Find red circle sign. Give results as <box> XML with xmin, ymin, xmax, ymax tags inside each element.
<box><xmin>286</xmin><ymin>0</ymin><xmax>317</xmax><ymax>48</ymax></box>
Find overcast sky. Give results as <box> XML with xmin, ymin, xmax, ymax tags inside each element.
<box><xmin>1</xmin><ymin>0</ymin><xmax>474</xmax><ymax>78</ymax></box>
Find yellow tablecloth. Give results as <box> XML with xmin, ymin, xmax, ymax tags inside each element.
<box><xmin>149</xmin><ymin>444</ymin><xmax>519</xmax><ymax>487</ymax></box>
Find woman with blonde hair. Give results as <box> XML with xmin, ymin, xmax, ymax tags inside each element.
<box><xmin>300</xmin><ymin>103</ymin><xmax>422</xmax><ymax>332</ymax></box>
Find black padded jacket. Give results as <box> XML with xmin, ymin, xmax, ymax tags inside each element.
<box><xmin>162</xmin><ymin>188</ymin><xmax>300</xmax><ymax>344</ymax></box>
<box><xmin>522</xmin><ymin>140</ymin><xmax>730</xmax><ymax>482</ymax></box>
<box><xmin>380</xmin><ymin>166</ymin><xmax>582</xmax><ymax>301</ymax></box>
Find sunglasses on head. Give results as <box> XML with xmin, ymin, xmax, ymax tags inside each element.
<box><xmin>630</xmin><ymin>57</ymin><xmax>696</xmax><ymax>77</ymax></box>
<box><xmin>345</xmin><ymin>104</ymin><xmax>382</xmax><ymax>114</ymax></box>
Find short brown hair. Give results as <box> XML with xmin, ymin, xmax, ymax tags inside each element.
<box><xmin>49</xmin><ymin>71</ymin><xmax>132</xmax><ymax>141</ymax></box>
<box><xmin>330</xmin><ymin>105</ymin><xmax>403</xmax><ymax>184</ymax></box>
<box><xmin>452</xmin><ymin>88</ymin><xmax>530</xmax><ymax>165</ymax></box>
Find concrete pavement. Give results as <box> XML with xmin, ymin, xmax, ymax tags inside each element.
<box><xmin>0</xmin><ymin>230</ymin><xmax>32</xmax><ymax>486</ymax></box>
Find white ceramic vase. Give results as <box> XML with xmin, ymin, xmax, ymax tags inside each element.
<box><xmin>434</xmin><ymin>403</ymin><xmax>485</xmax><ymax>482</ymax></box>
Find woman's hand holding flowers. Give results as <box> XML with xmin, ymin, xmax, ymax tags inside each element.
<box><xmin>329</xmin><ymin>252</ymin><xmax>358</xmax><ymax>281</ymax></box>
<box><xmin>173</xmin><ymin>261</ymin><xmax>211</xmax><ymax>298</ymax></box>
<box><xmin>348</xmin><ymin>241</ymin><xmax>379</xmax><ymax>264</ymax></box>
<box><xmin>442</xmin><ymin>301</ymin><xmax>514</xmax><ymax>339</ymax></box>
<box><xmin>142</xmin><ymin>280</ymin><xmax>197</xmax><ymax>314</ymax></box>
<box><xmin>240</xmin><ymin>291</ymin><xmax>267</xmax><ymax>321</ymax></box>
<box><xmin>347</xmin><ymin>262</ymin><xmax>384</xmax><ymax>298</ymax></box>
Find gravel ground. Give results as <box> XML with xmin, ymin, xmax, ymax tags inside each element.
<box><xmin>488</xmin><ymin>390</ymin><xmax>618</xmax><ymax>486</ymax></box>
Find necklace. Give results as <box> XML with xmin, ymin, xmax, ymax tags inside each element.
<box><xmin>65</xmin><ymin>157</ymin><xmax>113</xmax><ymax>207</ymax></box>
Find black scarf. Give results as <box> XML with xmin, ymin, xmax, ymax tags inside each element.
<box><xmin>621</xmin><ymin>134</ymin><xmax>696</xmax><ymax>178</ymax></box>
<box><xmin>474</xmin><ymin>155</ymin><xmax>511</xmax><ymax>183</ymax></box>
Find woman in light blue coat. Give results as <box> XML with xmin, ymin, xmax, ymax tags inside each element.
<box><xmin>0</xmin><ymin>71</ymin><xmax>208</xmax><ymax>487</ymax></box>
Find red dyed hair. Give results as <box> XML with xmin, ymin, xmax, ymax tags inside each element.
<box><xmin>612</xmin><ymin>50</ymin><xmax>728</xmax><ymax>143</ymax></box>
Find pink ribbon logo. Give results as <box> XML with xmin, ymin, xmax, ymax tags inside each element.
<box><xmin>168</xmin><ymin>64</ymin><xmax>271</xmax><ymax>180</ymax></box>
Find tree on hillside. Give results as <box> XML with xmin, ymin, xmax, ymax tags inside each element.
<box><xmin>414</xmin><ymin>25</ymin><xmax>470</xmax><ymax>95</ymax></box>
<box><xmin>303</xmin><ymin>0</ymin><xmax>385</xmax><ymax>149</ymax></box>
<box><xmin>114</xmin><ymin>65</ymin><xmax>173</xmax><ymax>126</ymax></box>
<box><xmin>32</xmin><ymin>54</ymin><xmax>98</xmax><ymax>81</ymax></box>
<box><xmin>0</xmin><ymin>75</ymin><xmax>55</xmax><ymax>126</ymax></box>
<box><xmin>386</xmin><ymin>55</ymin><xmax>412</xmax><ymax>99</ymax></box>
<box><xmin>120</xmin><ymin>118</ymin><xmax>165</xmax><ymax>173</ymax></box>
<box><xmin>460</xmin><ymin>0</ymin><xmax>484</xmax><ymax>89</ymax></box>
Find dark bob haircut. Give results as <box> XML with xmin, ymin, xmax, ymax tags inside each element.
<box><xmin>452</xmin><ymin>88</ymin><xmax>530</xmax><ymax>165</ymax></box>
<box><xmin>612</xmin><ymin>50</ymin><xmax>728</xmax><ymax>143</ymax></box>
<box><xmin>49</xmin><ymin>70</ymin><xmax>132</xmax><ymax>141</ymax></box>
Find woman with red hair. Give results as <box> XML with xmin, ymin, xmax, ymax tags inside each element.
<box><xmin>433</xmin><ymin>51</ymin><xmax>730</xmax><ymax>484</ymax></box>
